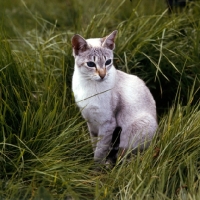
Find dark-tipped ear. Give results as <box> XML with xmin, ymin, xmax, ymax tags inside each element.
<box><xmin>71</xmin><ymin>34</ymin><xmax>88</xmax><ymax>56</ymax></box>
<box><xmin>102</xmin><ymin>30</ymin><xmax>118</xmax><ymax>50</ymax></box>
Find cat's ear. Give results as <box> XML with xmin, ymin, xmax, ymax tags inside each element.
<box><xmin>71</xmin><ymin>34</ymin><xmax>88</xmax><ymax>56</ymax></box>
<box><xmin>102</xmin><ymin>30</ymin><xmax>118</xmax><ymax>50</ymax></box>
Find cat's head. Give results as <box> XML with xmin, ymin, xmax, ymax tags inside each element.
<box><xmin>71</xmin><ymin>30</ymin><xmax>117</xmax><ymax>81</ymax></box>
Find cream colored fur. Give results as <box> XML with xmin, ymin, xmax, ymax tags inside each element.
<box><xmin>72</xmin><ymin>30</ymin><xmax>158</xmax><ymax>163</ymax></box>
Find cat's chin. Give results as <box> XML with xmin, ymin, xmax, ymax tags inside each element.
<box><xmin>92</xmin><ymin>76</ymin><xmax>107</xmax><ymax>82</ymax></box>
<box><xmin>96</xmin><ymin>78</ymin><xmax>107</xmax><ymax>82</ymax></box>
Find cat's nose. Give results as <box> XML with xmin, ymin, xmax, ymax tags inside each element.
<box><xmin>99</xmin><ymin>74</ymin><xmax>106</xmax><ymax>79</ymax></box>
<box><xmin>98</xmin><ymin>68</ymin><xmax>106</xmax><ymax>79</ymax></box>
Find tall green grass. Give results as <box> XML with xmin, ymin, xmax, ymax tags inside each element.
<box><xmin>0</xmin><ymin>0</ymin><xmax>200</xmax><ymax>199</ymax></box>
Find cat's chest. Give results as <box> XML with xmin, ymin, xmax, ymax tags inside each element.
<box><xmin>73</xmin><ymin>79</ymin><xmax>114</xmax><ymax>121</ymax></box>
<box><xmin>74</xmin><ymin>84</ymin><xmax>112</xmax><ymax>109</ymax></box>
<box><xmin>73</xmin><ymin>73</ymin><xmax>112</xmax><ymax>103</ymax></box>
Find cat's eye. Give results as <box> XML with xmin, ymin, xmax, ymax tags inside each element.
<box><xmin>105</xmin><ymin>59</ymin><xmax>112</xmax><ymax>66</ymax></box>
<box><xmin>87</xmin><ymin>62</ymin><xmax>96</xmax><ymax>67</ymax></box>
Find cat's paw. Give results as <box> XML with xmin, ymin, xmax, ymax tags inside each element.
<box><xmin>105</xmin><ymin>159</ymin><xmax>115</xmax><ymax>169</ymax></box>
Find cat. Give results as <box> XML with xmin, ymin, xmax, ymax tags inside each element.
<box><xmin>71</xmin><ymin>30</ymin><xmax>158</xmax><ymax>165</ymax></box>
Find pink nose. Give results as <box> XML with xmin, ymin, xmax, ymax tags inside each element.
<box><xmin>98</xmin><ymin>68</ymin><xmax>106</xmax><ymax>79</ymax></box>
<box><xmin>99</xmin><ymin>74</ymin><xmax>106</xmax><ymax>79</ymax></box>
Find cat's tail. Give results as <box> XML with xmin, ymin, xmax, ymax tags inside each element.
<box><xmin>106</xmin><ymin>126</ymin><xmax>122</xmax><ymax>165</ymax></box>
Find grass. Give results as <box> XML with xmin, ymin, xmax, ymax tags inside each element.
<box><xmin>0</xmin><ymin>0</ymin><xmax>200</xmax><ymax>199</ymax></box>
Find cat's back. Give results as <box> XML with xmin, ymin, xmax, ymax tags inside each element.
<box><xmin>116</xmin><ymin>69</ymin><xmax>148</xmax><ymax>94</ymax></box>
<box><xmin>115</xmin><ymin>70</ymin><xmax>156</xmax><ymax>116</ymax></box>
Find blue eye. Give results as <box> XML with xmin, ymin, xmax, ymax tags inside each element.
<box><xmin>105</xmin><ymin>59</ymin><xmax>112</xmax><ymax>65</ymax></box>
<box><xmin>87</xmin><ymin>62</ymin><xmax>96</xmax><ymax>67</ymax></box>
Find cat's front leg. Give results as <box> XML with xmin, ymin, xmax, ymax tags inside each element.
<box><xmin>94</xmin><ymin>120</ymin><xmax>117</xmax><ymax>164</ymax></box>
<box><xmin>87</xmin><ymin>122</ymin><xmax>98</xmax><ymax>151</ymax></box>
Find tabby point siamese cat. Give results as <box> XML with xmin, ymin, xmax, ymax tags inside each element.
<box><xmin>71</xmin><ymin>30</ymin><xmax>158</xmax><ymax>165</ymax></box>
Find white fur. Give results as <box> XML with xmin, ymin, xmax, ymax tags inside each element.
<box><xmin>72</xmin><ymin>31</ymin><xmax>158</xmax><ymax>163</ymax></box>
<box><xmin>86</xmin><ymin>38</ymin><xmax>102</xmax><ymax>47</ymax></box>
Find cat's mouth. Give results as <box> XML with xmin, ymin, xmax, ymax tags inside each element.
<box><xmin>92</xmin><ymin>73</ymin><xmax>109</xmax><ymax>82</ymax></box>
<box><xmin>97</xmin><ymin>76</ymin><xmax>107</xmax><ymax>82</ymax></box>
